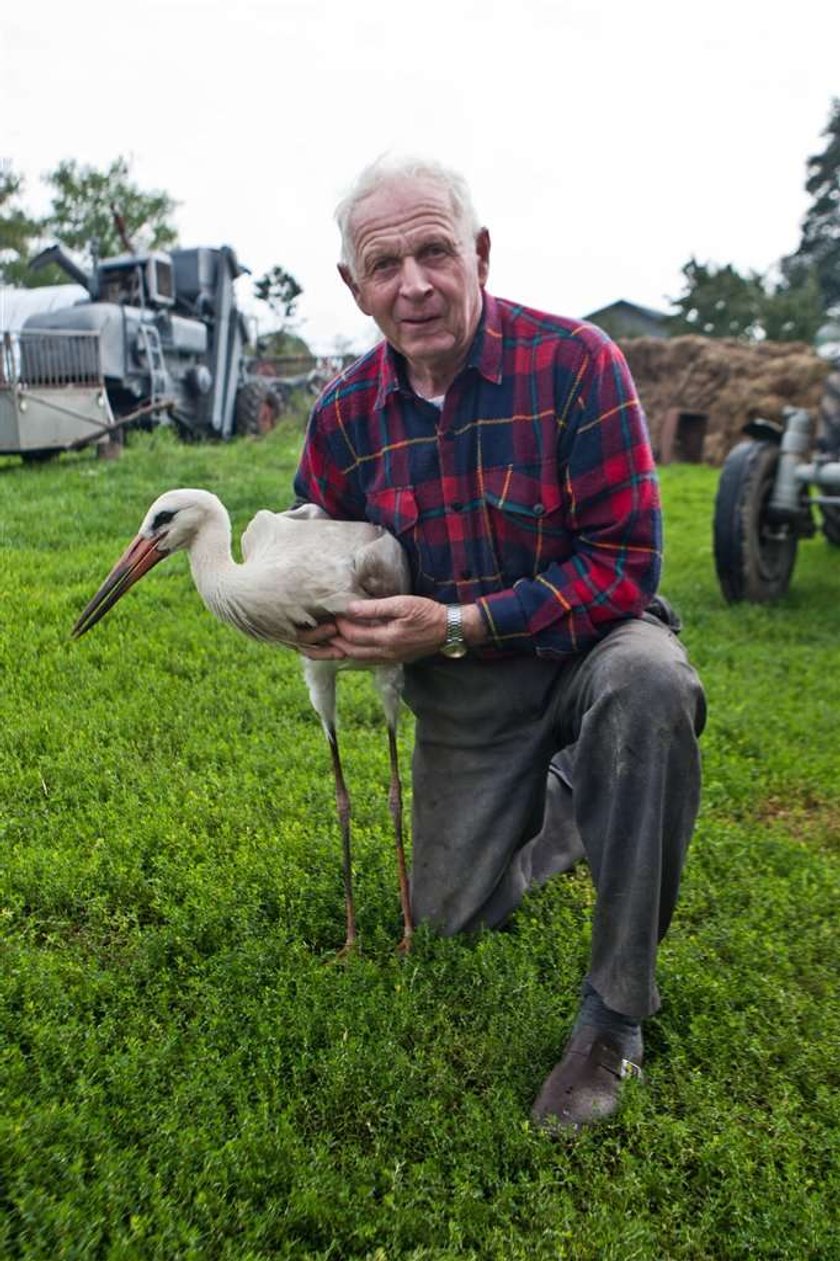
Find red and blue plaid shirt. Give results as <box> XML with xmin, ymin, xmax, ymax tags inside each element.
<box><xmin>293</xmin><ymin>292</ymin><xmax>662</xmax><ymax>658</ymax></box>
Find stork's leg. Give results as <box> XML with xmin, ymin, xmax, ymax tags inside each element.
<box><xmin>372</xmin><ymin>665</ymin><xmax>413</xmax><ymax>953</ymax></box>
<box><xmin>302</xmin><ymin>660</ymin><xmax>358</xmax><ymax>958</ymax></box>
<box><xmin>326</xmin><ymin>723</ymin><xmax>357</xmax><ymax>957</ymax></box>
<box><xmin>387</xmin><ymin>721</ymin><xmax>413</xmax><ymax>953</ymax></box>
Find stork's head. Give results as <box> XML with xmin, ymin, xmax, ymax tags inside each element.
<box><xmin>72</xmin><ymin>488</ymin><xmax>224</xmax><ymax>638</ymax></box>
<box><xmin>136</xmin><ymin>488</ymin><xmax>224</xmax><ymax>555</ymax></box>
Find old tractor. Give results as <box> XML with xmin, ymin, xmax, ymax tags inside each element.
<box><xmin>713</xmin><ymin>330</ymin><xmax>840</xmax><ymax>601</ymax></box>
<box><xmin>0</xmin><ymin>242</ymin><xmax>284</xmax><ymax>461</ymax></box>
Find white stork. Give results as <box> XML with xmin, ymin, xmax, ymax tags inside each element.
<box><xmin>72</xmin><ymin>489</ymin><xmax>413</xmax><ymax>955</ymax></box>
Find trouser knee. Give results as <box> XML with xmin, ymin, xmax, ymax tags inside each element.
<box><xmin>591</xmin><ymin>645</ymin><xmax>706</xmax><ymax>745</ymax></box>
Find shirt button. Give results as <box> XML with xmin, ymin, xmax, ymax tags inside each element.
<box><xmin>443</xmin><ymin>430</ymin><xmax>455</xmax><ymax>442</ymax></box>
<box><xmin>533</xmin><ymin>502</ymin><xmax>545</xmax><ymax>516</ymax></box>
<box><xmin>451</xmin><ymin>502</ymin><xmax>463</xmax><ymax>513</ymax></box>
<box><xmin>461</xmin><ymin>568</ymin><xmax>472</xmax><ymax>580</ymax></box>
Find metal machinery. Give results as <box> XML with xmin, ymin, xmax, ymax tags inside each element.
<box><xmin>0</xmin><ymin>243</ymin><xmax>283</xmax><ymax>460</ymax></box>
<box><xmin>713</xmin><ymin>331</ymin><xmax>840</xmax><ymax>601</ymax></box>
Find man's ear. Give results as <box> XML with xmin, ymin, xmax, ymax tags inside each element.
<box><xmin>476</xmin><ymin>228</ymin><xmax>491</xmax><ymax>288</ymax></box>
<box><xmin>338</xmin><ymin>263</ymin><xmax>370</xmax><ymax>315</ymax></box>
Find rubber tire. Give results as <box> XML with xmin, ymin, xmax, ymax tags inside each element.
<box><xmin>235</xmin><ymin>382</ymin><xmax>282</xmax><ymax>437</ymax></box>
<box><xmin>713</xmin><ymin>440</ymin><xmax>798</xmax><ymax>603</ymax></box>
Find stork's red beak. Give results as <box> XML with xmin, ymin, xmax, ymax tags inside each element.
<box><xmin>72</xmin><ymin>534</ymin><xmax>168</xmax><ymax>638</ymax></box>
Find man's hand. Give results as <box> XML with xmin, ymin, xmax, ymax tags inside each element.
<box><xmin>295</xmin><ymin>598</ymin><xmax>443</xmax><ymax>662</ymax></box>
<box><xmin>295</xmin><ymin>620</ymin><xmax>346</xmax><ymax>661</ymax></box>
<box><xmin>330</xmin><ymin>596</ymin><xmax>448</xmax><ymax>663</ymax></box>
<box><xmin>296</xmin><ymin>597</ymin><xmax>487</xmax><ymax>663</ymax></box>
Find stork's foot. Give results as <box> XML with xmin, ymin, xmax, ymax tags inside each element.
<box><xmin>396</xmin><ymin>931</ymin><xmax>413</xmax><ymax>955</ymax></box>
<box><xmin>327</xmin><ymin>937</ymin><xmax>360</xmax><ymax>965</ymax></box>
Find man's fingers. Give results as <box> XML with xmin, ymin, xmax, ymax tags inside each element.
<box><xmin>344</xmin><ymin>597</ymin><xmax>403</xmax><ymax>621</ymax></box>
<box><xmin>298</xmin><ymin>643</ymin><xmax>347</xmax><ymax>660</ymax></box>
<box><xmin>334</xmin><ymin>615</ymin><xmax>395</xmax><ymax>645</ymax></box>
<box><xmin>297</xmin><ymin>620</ymin><xmax>339</xmax><ymax>645</ymax></box>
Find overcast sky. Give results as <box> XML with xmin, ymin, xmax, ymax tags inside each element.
<box><xmin>3</xmin><ymin>0</ymin><xmax>839</xmax><ymax>353</ymax></box>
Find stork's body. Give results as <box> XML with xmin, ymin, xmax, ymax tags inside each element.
<box><xmin>73</xmin><ymin>489</ymin><xmax>413</xmax><ymax>953</ymax></box>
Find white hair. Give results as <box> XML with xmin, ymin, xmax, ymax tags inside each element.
<box><xmin>335</xmin><ymin>155</ymin><xmax>482</xmax><ymax>278</ymax></box>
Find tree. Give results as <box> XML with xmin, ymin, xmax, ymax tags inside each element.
<box><xmin>785</xmin><ymin>98</ymin><xmax>840</xmax><ymax>314</ymax></box>
<box><xmin>254</xmin><ymin>264</ymin><xmax>303</xmax><ymax>327</ymax></box>
<box><xmin>667</xmin><ymin>258</ymin><xmax>765</xmax><ymax>339</ymax></box>
<box><xmin>256</xmin><ymin>328</ymin><xmax>312</xmax><ymax>358</ymax></box>
<box><xmin>666</xmin><ymin>100</ymin><xmax>840</xmax><ymax>343</ymax></box>
<box><xmin>761</xmin><ymin>270</ymin><xmax>825</xmax><ymax>343</ymax></box>
<box><xmin>668</xmin><ymin>257</ymin><xmax>824</xmax><ymax>344</ymax></box>
<box><xmin>0</xmin><ymin>164</ymin><xmax>57</xmax><ymax>287</ymax></box>
<box><xmin>43</xmin><ymin>155</ymin><xmax>178</xmax><ymax>265</ymax></box>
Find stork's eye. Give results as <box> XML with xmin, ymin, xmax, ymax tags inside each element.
<box><xmin>152</xmin><ymin>509</ymin><xmax>177</xmax><ymax>531</ymax></box>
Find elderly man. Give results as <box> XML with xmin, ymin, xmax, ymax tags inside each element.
<box><xmin>293</xmin><ymin>156</ymin><xmax>706</xmax><ymax>1133</ymax></box>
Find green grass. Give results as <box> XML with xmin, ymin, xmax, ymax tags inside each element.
<box><xmin>1</xmin><ymin>422</ymin><xmax>838</xmax><ymax>1259</ymax></box>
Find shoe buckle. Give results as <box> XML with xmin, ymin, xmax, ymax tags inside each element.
<box><xmin>619</xmin><ymin>1058</ymin><xmax>642</xmax><ymax>1080</ymax></box>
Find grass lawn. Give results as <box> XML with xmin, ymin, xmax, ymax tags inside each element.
<box><xmin>1</xmin><ymin>414</ymin><xmax>838</xmax><ymax>1259</ymax></box>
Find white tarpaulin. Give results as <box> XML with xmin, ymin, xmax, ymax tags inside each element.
<box><xmin>0</xmin><ymin>284</ymin><xmax>87</xmax><ymax>333</ymax></box>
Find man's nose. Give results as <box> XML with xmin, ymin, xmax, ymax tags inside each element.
<box><xmin>399</xmin><ymin>255</ymin><xmax>433</xmax><ymax>299</ymax></box>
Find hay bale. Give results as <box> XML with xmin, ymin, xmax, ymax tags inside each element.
<box><xmin>619</xmin><ymin>336</ymin><xmax>829</xmax><ymax>466</ymax></box>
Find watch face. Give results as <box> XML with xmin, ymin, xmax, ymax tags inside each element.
<box><xmin>441</xmin><ymin>640</ymin><xmax>467</xmax><ymax>659</ymax></box>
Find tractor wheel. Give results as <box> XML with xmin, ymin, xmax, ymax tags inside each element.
<box><xmin>235</xmin><ymin>381</ymin><xmax>283</xmax><ymax>437</ymax></box>
<box><xmin>713</xmin><ymin>440</ymin><xmax>799</xmax><ymax>603</ymax></box>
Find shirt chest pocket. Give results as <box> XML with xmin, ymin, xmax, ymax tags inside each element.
<box><xmin>482</xmin><ymin>463</ymin><xmax>569</xmax><ymax>576</ymax></box>
<box><xmin>365</xmin><ymin>485</ymin><xmax>420</xmax><ymax>536</ymax></box>
<box><xmin>365</xmin><ymin>485</ymin><xmax>441</xmax><ymax>590</ymax></box>
<box><xmin>483</xmin><ymin>463</ymin><xmax>566</xmax><ymax>530</ymax></box>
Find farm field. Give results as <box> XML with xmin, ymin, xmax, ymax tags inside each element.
<box><xmin>1</xmin><ymin>414</ymin><xmax>839</xmax><ymax>1259</ymax></box>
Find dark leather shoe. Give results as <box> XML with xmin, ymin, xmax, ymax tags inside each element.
<box><xmin>530</xmin><ymin>1025</ymin><xmax>643</xmax><ymax>1134</ymax></box>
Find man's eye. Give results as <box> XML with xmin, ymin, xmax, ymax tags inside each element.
<box><xmin>422</xmin><ymin>243</ymin><xmax>448</xmax><ymax>259</ymax></box>
<box><xmin>371</xmin><ymin>257</ymin><xmax>398</xmax><ymax>274</ymax></box>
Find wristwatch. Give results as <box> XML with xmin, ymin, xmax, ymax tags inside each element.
<box><xmin>440</xmin><ymin>604</ymin><xmax>468</xmax><ymax>658</ymax></box>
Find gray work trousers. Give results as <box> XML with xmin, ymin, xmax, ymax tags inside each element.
<box><xmin>403</xmin><ymin>617</ymin><xmax>706</xmax><ymax>1022</ymax></box>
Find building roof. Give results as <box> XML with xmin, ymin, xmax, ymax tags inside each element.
<box><xmin>583</xmin><ymin>299</ymin><xmax>670</xmax><ymax>324</ymax></box>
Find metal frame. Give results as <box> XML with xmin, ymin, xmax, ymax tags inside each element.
<box><xmin>0</xmin><ymin>329</ymin><xmax>117</xmax><ymax>456</ymax></box>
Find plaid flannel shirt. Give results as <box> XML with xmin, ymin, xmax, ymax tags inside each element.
<box><xmin>293</xmin><ymin>292</ymin><xmax>662</xmax><ymax>658</ymax></box>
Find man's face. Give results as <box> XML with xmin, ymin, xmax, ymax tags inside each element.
<box><xmin>340</xmin><ymin>178</ymin><xmax>490</xmax><ymax>387</ymax></box>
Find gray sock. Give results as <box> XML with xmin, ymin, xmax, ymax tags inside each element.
<box><xmin>573</xmin><ymin>980</ymin><xmax>644</xmax><ymax>1061</ymax></box>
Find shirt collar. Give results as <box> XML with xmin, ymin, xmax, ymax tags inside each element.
<box><xmin>373</xmin><ymin>291</ymin><xmax>504</xmax><ymax>410</ymax></box>
<box><xmin>469</xmin><ymin>292</ymin><xmax>504</xmax><ymax>385</ymax></box>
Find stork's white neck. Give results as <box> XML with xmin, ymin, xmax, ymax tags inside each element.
<box><xmin>186</xmin><ymin>512</ymin><xmax>238</xmax><ymax>603</ymax></box>
<box><xmin>183</xmin><ymin>507</ymin><xmax>273</xmax><ymax>640</ymax></box>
